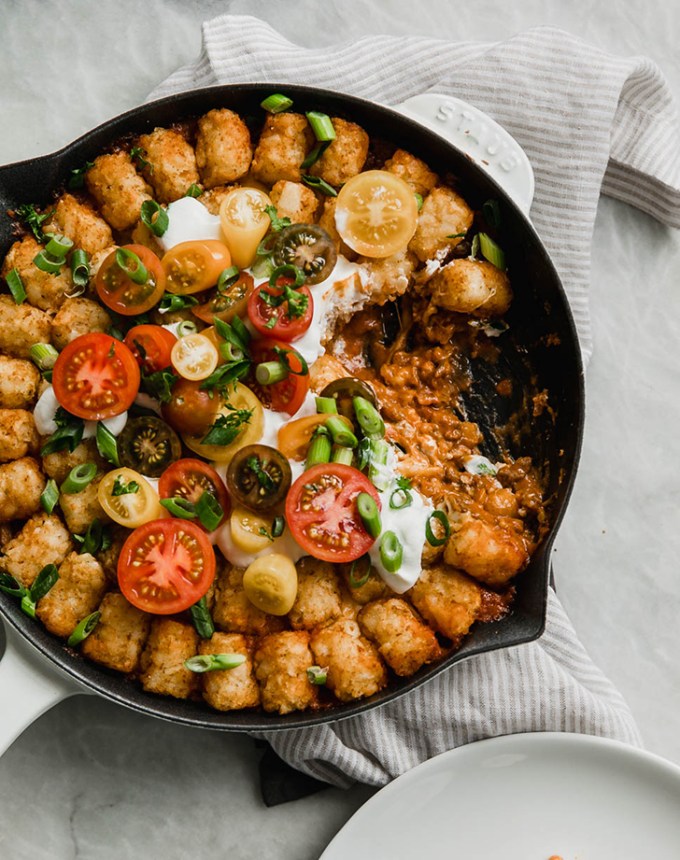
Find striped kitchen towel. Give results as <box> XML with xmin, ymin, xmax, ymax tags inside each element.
<box><xmin>147</xmin><ymin>15</ymin><xmax>680</xmax><ymax>788</ymax></box>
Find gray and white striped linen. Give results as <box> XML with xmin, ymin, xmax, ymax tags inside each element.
<box><xmin>148</xmin><ymin>15</ymin><xmax>679</xmax><ymax>787</ymax></box>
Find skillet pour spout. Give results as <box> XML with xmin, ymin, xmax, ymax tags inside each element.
<box><xmin>0</xmin><ymin>84</ymin><xmax>584</xmax><ymax>732</ymax></box>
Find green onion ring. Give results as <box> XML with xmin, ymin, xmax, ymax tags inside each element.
<box><xmin>140</xmin><ymin>200</ymin><xmax>169</xmax><ymax>237</ymax></box>
<box><xmin>189</xmin><ymin>596</ymin><xmax>215</xmax><ymax>640</ymax></box>
<box><xmin>67</xmin><ymin>611</ymin><xmax>101</xmax><ymax>647</ymax></box>
<box><xmin>348</xmin><ymin>554</ymin><xmax>372</xmax><ymax>589</ymax></box>
<box><xmin>425</xmin><ymin>510</ymin><xmax>451</xmax><ymax>547</ymax></box>
<box><xmin>44</xmin><ymin>233</ymin><xmax>74</xmax><ymax>258</ymax></box>
<box><xmin>115</xmin><ymin>248</ymin><xmax>148</xmax><ymax>285</ymax></box>
<box><xmin>389</xmin><ymin>487</ymin><xmax>413</xmax><ymax>510</ymax></box>
<box><xmin>33</xmin><ymin>250</ymin><xmax>64</xmax><ymax>274</ymax></box>
<box><xmin>379</xmin><ymin>530</ymin><xmax>403</xmax><ymax>573</ymax></box>
<box><xmin>60</xmin><ymin>462</ymin><xmax>97</xmax><ymax>494</ymax></box>
<box><xmin>268</xmin><ymin>264</ymin><xmax>306</xmax><ymax>289</ymax></box>
<box><xmin>356</xmin><ymin>492</ymin><xmax>381</xmax><ymax>538</ymax></box>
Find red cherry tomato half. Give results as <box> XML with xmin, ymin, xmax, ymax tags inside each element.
<box><xmin>124</xmin><ymin>324</ymin><xmax>177</xmax><ymax>373</ymax></box>
<box><xmin>249</xmin><ymin>338</ymin><xmax>309</xmax><ymax>415</ymax></box>
<box><xmin>247</xmin><ymin>278</ymin><xmax>314</xmax><ymax>342</ymax></box>
<box><xmin>117</xmin><ymin>518</ymin><xmax>216</xmax><ymax>614</ymax></box>
<box><xmin>95</xmin><ymin>244</ymin><xmax>166</xmax><ymax>315</ymax></box>
<box><xmin>52</xmin><ymin>333</ymin><xmax>140</xmax><ymax>420</ymax></box>
<box><xmin>158</xmin><ymin>458</ymin><xmax>231</xmax><ymax>530</ymax></box>
<box><xmin>285</xmin><ymin>463</ymin><xmax>380</xmax><ymax>563</ymax></box>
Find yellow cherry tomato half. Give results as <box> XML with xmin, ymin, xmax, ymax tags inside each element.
<box><xmin>277</xmin><ymin>413</ymin><xmax>353</xmax><ymax>461</ymax></box>
<box><xmin>219</xmin><ymin>188</ymin><xmax>273</xmax><ymax>268</ymax></box>
<box><xmin>97</xmin><ymin>467</ymin><xmax>164</xmax><ymax>528</ymax></box>
<box><xmin>161</xmin><ymin>240</ymin><xmax>232</xmax><ymax>295</ymax></box>
<box><xmin>182</xmin><ymin>382</ymin><xmax>264</xmax><ymax>463</ymax></box>
<box><xmin>335</xmin><ymin>169</ymin><xmax>419</xmax><ymax>258</ymax></box>
<box><xmin>230</xmin><ymin>505</ymin><xmax>275</xmax><ymax>555</ymax></box>
<box><xmin>170</xmin><ymin>332</ymin><xmax>219</xmax><ymax>381</ymax></box>
<box><xmin>243</xmin><ymin>553</ymin><xmax>298</xmax><ymax>615</ymax></box>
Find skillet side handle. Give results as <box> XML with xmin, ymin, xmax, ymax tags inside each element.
<box><xmin>0</xmin><ymin>622</ymin><xmax>81</xmax><ymax>758</ymax></box>
<box><xmin>391</xmin><ymin>92</ymin><xmax>535</xmax><ymax>215</ymax></box>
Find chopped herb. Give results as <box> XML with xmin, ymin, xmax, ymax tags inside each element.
<box><xmin>67</xmin><ymin>160</ymin><xmax>94</xmax><ymax>190</ymax></box>
<box><xmin>184</xmin><ymin>183</ymin><xmax>203</xmax><ymax>198</ymax></box>
<box><xmin>259</xmin><ymin>283</ymin><xmax>309</xmax><ymax>320</ymax></box>
<box><xmin>258</xmin><ymin>526</ymin><xmax>274</xmax><ymax>542</ymax></box>
<box><xmin>246</xmin><ymin>455</ymin><xmax>276</xmax><ymax>492</ymax></box>
<box><xmin>301</xmin><ymin>175</ymin><xmax>337</xmax><ymax>196</ymax></box>
<box><xmin>130</xmin><ymin>145</ymin><xmax>152</xmax><ymax>172</ymax></box>
<box><xmin>96</xmin><ymin>422</ymin><xmax>119</xmax><ymax>466</ymax></box>
<box><xmin>446</xmin><ymin>231</ymin><xmax>467</xmax><ymax>239</ymax></box>
<box><xmin>201</xmin><ymin>407</ymin><xmax>253</xmax><ymax>446</ymax></box>
<box><xmin>307</xmin><ymin>666</ymin><xmax>328</xmax><ymax>685</ymax></box>
<box><xmin>111</xmin><ymin>475</ymin><xmax>140</xmax><ymax>496</ymax></box>
<box><xmin>15</xmin><ymin>203</ymin><xmax>54</xmax><ymax>242</ymax></box>
<box><xmin>1</xmin><ymin>565</ymin><xmax>59</xmax><ymax>619</ymax></box>
<box><xmin>482</xmin><ymin>199</ymin><xmax>501</xmax><ymax>228</ymax></box>
<box><xmin>189</xmin><ymin>596</ymin><xmax>215</xmax><ymax>639</ymax></box>
<box><xmin>264</xmin><ymin>204</ymin><xmax>291</xmax><ymax>232</ymax></box>
<box><xmin>140</xmin><ymin>367</ymin><xmax>178</xmax><ymax>404</ymax></box>
<box><xmin>157</xmin><ymin>293</ymin><xmax>198</xmax><ymax>314</ymax></box>
<box><xmin>40</xmin><ymin>408</ymin><xmax>85</xmax><ymax>456</ymax></box>
<box><xmin>72</xmin><ymin>518</ymin><xmax>112</xmax><ymax>555</ymax></box>
<box><xmin>199</xmin><ymin>359</ymin><xmax>251</xmax><ymax>394</ymax></box>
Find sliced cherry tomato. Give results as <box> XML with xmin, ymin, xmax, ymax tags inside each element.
<box><xmin>52</xmin><ymin>333</ymin><xmax>140</xmax><ymax>420</ymax></box>
<box><xmin>171</xmin><ymin>332</ymin><xmax>219</xmax><ymax>381</ymax></box>
<box><xmin>95</xmin><ymin>244</ymin><xmax>166</xmax><ymax>315</ymax></box>
<box><xmin>219</xmin><ymin>188</ymin><xmax>272</xmax><ymax>268</ymax></box>
<box><xmin>117</xmin><ymin>416</ymin><xmax>181</xmax><ymax>478</ymax></box>
<box><xmin>124</xmin><ymin>324</ymin><xmax>177</xmax><ymax>373</ymax></box>
<box><xmin>277</xmin><ymin>413</ymin><xmax>353</xmax><ymax>461</ymax></box>
<box><xmin>161</xmin><ymin>377</ymin><xmax>221</xmax><ymax>437</ymax></box>
<box><xmin>192</xmin><ymin>271</ymin><xmax>255</xmax><ymax>325</ymax></box>
<box><xmin>335</xmin><ymin>170</ymin><xmax>419</xmax><ymax>258</ymax></box>
<box><xmin>117</xmin><ymin>518</ymin><xmax>216</xmax><ymax>614</ymax></box>
<box><xmin>181</xmin><ymin>382</ymin><xmax>264</xmax><ymax>464</ymax></box>
<box><xmin>226</xmin><ymin>444</ymin><xmax>292</xmax><ymax>511</ymax></box>
<box><xmin>229</xmin><ymin>505</ymin><xmax>276</xmax><ymax>554</ymax></box>
<box><xmin>98</xmin><ymin>467</ymin><xmax>164</xmax><ymax>528</ymax></box>
<box><xmin>285</xmin><ymin>463</ymin><xmax>380</xmax><ymax>563</ymax></box>
<box><xmin>272</xmin><ymin>224</ymin><xmax>337</xmax><ymax>285</ymax></box>
<box><xmin>161</xmin><ymin>240</ymin><xmax>232</xmax><ymax>295</ymax></box>
<box><xmin>247</xmin><ymin>279</ymin><xmax>313</xmax><ymax>342</ymax></box>
<box><xmin>249</xmin><ymin>338</ymin><xmax>309</xmax><ymax>416</ymax></box>
<box><xmin>159</xmin><ymin>458</ymin><xmax>231</xmax><ymax>530</ymax></box>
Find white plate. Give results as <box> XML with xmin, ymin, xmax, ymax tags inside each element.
<box><xmin>320</xmin><ymin>733</ymin><xmax>680</xmax><ymax>860</ymax></box>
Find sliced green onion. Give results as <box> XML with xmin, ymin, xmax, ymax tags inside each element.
<box><xmin>315</xmin><ymin>396</ymin><xmax>338</xmax><ymax>415</ymax></box>
<box><xmin>482</xmin><ymin>199</ymin><xmax>501</xmax><ymax>228</ymax></box>
<box><xmin>33</xmin><ymin>250</ymin><xmax>64</xmax><ymax>274</ymax></box>
<box><xmin>349</xmin><ymin>554</ymin><xmax>371</xmax><ymax>589</ymax></box>
<box><xmin>414</xmin><ymin>192</ymin><xmax>424</xmax><ymax>211</ymax></box>
<box><xmin>379</xmin><ymin>531</ymin><xmax>403</xmax><ymax>573</ymax></box>
<box><xmin>219</xmin><ymin>341</ymin><xmax>244</xmax><ymax>362</ymax></box>
<box><xmin>306</xmin><ymin>426</ymin><xmax>332</xmax><ymax>468</ymax></box>
<box><xmin>61</xmin><ymin>462</ymin><xmax>97</xmax><ymax>494</ymax></box>
<box><xmin>255</xmin><ymin>360</ymin><xmax>289</xmax><ymax>386</ymax></box>
<box><xmin>367</xmin><ymin>439</ymin><xmax>390</xmax><ymax>492</ymax></box>
<box><xmin>177</xmin><ymin>319</ymin><xmax>198</xmax><ymax>337</ymax></box>
<box><xmin>216</xmin><ymin>265</ymin><xmax>240</xmax><ymax>292</ymax></box>
<box><xmin>478</xmin><ymin>232</ymin><xmax>506</xmax><ymax>271</ymax></box>
<box><xmin>356</xmin><ymin>492</ymin><xmax>381</xmax><ymax>538</ymax></box>
<box><xmin>184</xmin><ymin>653</ymin><xmax>247</xmax><ymax>673</ymax></box>
<box><xmin>470</xmin><ymin>233</ymin><xmax>480</xmax><ymax>259</ymax></box>
<box><xmin>159</xmin><ymin>497</ymin><xmax>197</xmax><ymax>519</ymax></box>
<box><xmin>271</xmin><ymin>515</ymin><xmax>285</xmax><ymax>538</ymax></box>
<box><xmin>20</xmin><ymin>594</ymin><xmax>37</xmax><ymax>618</ymax></box>
<box><xmin>331</xmin><ymin>445</ymin><xmax>354</xmax><ymax>466</ymax></box>
<box><xmin>196</xmin><ymin>491</ymin><xmax>224</xmax><ymax>532</ymax></box>
<box><xmin>426</xmin><ymin>510</ymin><xmax>451</xmax><ymax>547</ymax></box>
<box><xmin>6</xmin><ymin>268</ymin><xmax>26</xmax><ymax>304</ymax></box>
<box><xmin>184</xmin><ymin>183</ymin><xmax>203</xmax><ymax>198</ymax></box>
<box><xmin>96</xmin><ymin>422</ymin><xmax>119</xmax><ymax>466</ymax></box>
<box><xmin>230</xmin><ymin>315</ymin><xmax>251</xmax><ymax>347</ymax></box>
<box><xmin>353</xmin><ymin>396</ymin><xmax>385</xmax><ymax>439</ymax></box>
<box><xmin>306</xmin><ymin>665</ymin><xmax>328</xmax><ymax>685</ymax></box>
<box><xmin>115</xmin><ymin>248</ymin><xmax>148</xmax><ymax>285</ymax></box>
<box><xmin>67</xmin><ymin>611</ymin><xmax>101</xmax><ymax>647</ymax></box>
<box><xmin>67</xmin><ymin>161</ymin><xmax>94</xmax><ymax>190</ymax></box>
<box><xmin>389</xmin><ymin>486</ymin><xmax>413</xmax><ymax>510</ymax></box>
<box><xmin>302</xmin><ymin>175</ymin><xmax>337</xmax><ymax>196</ymax></box>
<box><xmin>251</xmin><ymin>254</ymin><xmax>276</xmax><ymax>280</ymax></box>
<box><xmin>300</xmin><ymin>140</ymin><xmax>332</xmax><ymax>170</ymax></box>
<box><xmin>325</xmin><ymin>415</ymin><xmax>358</xmax><ymax>448</ymax></box>
<box><xmin>40</xmin><ymin>478</ymin><xmax>60</xmax><ymax>514</ymax></box>
<box><xmin>140</xmin><ymin>200</ymin><xmax>169</xmax><ymax>237</ymax></box>
<box><xmin>306</xmin><ymin>111</ymin><xmax>336</xmax><ymax>142</ymax></box>
<box><xmin>21</xmin><ymin>563</ymin><xmax>60</xmax><ymax>617</ymax></box>
<box><xmin>158</xmin><ymin>293</ymin><xmax>198</xmax><ymax>314</ymax></box>
<box><xmin>44</xmin><ymin>233</ymin><xmax>73</xmax><ymax>259</ymax></box>
<box><xmin>73</xmin><ymin>518</ymin><xmax>111</xmax><ymax>555</ymax></box>
<box><xmin>260</xmin><ymin>93</ymin><xmax>294</xmax><ymax>113</ymax></box>
<box><xmin>189</xmin><ymin>596</ymin><xmax>215</xmax><ymax>640</ymax></box>
<box><xmin>0</xmin><ymin>573</ymin><xmax>27</xmax><ymax>599</ymax></box>
<box><xmin>70</xmin><ymin>249</ymin><xmax>90</xmax><ymax>290</ymax></box>
<box><xmin>30</xmin><ymin>342</ymin><xmax>59</xmax><ymax>370</ymax></box>
<box><xmin>268</xmin><ymin>264</ymin><xmax>306</xmax><ymax>289</ymax></box>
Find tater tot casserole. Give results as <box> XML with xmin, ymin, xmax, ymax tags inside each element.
<box><xmin>0</xmin><ymin>91</ymin><xmax>553</xmax><ymax>718</ymax></box>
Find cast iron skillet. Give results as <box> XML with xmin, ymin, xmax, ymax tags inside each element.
<box><xmin>0</xmin><ymin>84</ymin><xmax>584</xmax><ymax>731</ymax></box>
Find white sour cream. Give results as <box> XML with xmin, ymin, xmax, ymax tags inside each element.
<box><xmin>157</xmin><ymin>197</ymin><xmax>223</xmax><ymax>252</ymax></box>
<box><xmin>214</xmin><ymin>520</ymin><xmax>306</xmax><ymax>569</ymax></box>
<box><xmin>34</xmin><ymin>385</ymin><xmax>128</xmax><ymax>439</ymax></box>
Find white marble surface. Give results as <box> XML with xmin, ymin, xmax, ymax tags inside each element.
<box><xmin>1</xmin><ymin>1</ymin><xmax>679</xmax><ymax>857</ymax></box>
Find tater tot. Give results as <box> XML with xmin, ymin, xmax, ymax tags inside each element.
<box><xmin>139</xmin><ymin>619</ymin><xmax>200</xmax><ymax>699</ymax></box>
<box><xmin>0</xmin><ymin>355</ymin><xmax>41</xmax><ymax>408</ymax></box>
<box><xmin>254</xmin><ymin>631</ymin><xmax>318</xmax><ymax>714</ymax></box>
<box><xmin>358</xmin><ymin>598</ymin><xmax>441</xmax><ymax>676</ymax></box>
<box><xmin>358</xmin><ymin>247</ymin><xmax>417</xmax><ymax>304</ymax></box>
<box><xmin>0</xmin><ymin>511</ymin><xmax>73</xmax><ymax>588</ymax></box>
<box><xmin>136</xmin><ymin>127</ymin><xmax>200</xmax><ymax>203</ymax></box>
<box><xmin>0</xmin><ymin>408</ymin><xmax>38</xmax><ymax>461</ymax></box>
<box><xmin>1</xmin><ymin>236</ymin><xmax>72</xmax><ymax>312</ymax></box>
<box><xmin>212</xmin><ymin>563</ymin><xmax>286</xmax><ymax>636</ymax></box>
<box><xmin>58</xmin><ymin>475</ymin><xmax>110</xmax><ymax>534</ymax></box>
<box><xmin>195</xmin><ymin>109</ymin><xmax>252</xmax><ymax>189</ymax></box>
<box><xmin>338</xmin><ymin>561</ymin><xmax>389</xmax><ymax>605</ymax></box>
<box><xmin>309</xmin><ymin>118</ymin><xmax>369</xmax><ymax>187</ymax></box>
<box><xmin>198</xmin><ymin>185</ymin><xmax>234</xmax><ymax>215</ymax></box>
<box><xmin>384</xmin><ymin>149</ymin><xmax>438</xmax><ymax>197</ymax></box>
<box><xmin>310</xmin><ymin>618</ymin><xmax>387</xmax><ymax>702</ymax></box>
<box><xmin>36</xmin><ymin>551</ymin><xmax>107</xmax><ymax>639</ymax></box>
<box><xmin>81</xmin><ymin>592</ymin><xmax>151</xmax><ymax>673</ymax></box>
<box><xmin>0</xmin><ymin>295</ymin><xmax>52</xmax><ymax>359</ymax></box>
<box><xmin>409</xmin><ymin>565</ymin><xmax>483</xmax><ymax>641</ymax></box>
<box><xmin>317</xmin><ymin>197</ymin><xmax>357</xmax><ymax>260</ymax></box>
<box><xmin>429</xmin><ymin>258</ymin><xmax>512</xmax><ymax>318</ymax></box>
<box><xmin>42</xmin><ymin>439</ymin><xmax>106</xmax><ymax>485</ymax></box>
<box><xmin>0</xmin><ymin>456</ymin><xmax>45</xmax><ymax>522</ymax></box>
<box><xmin>200</xmin><ymin>632</ymin><xmax>260</xmax><ymax>712</ymax></box>
<box><xmin>443</xmin><ymin>514</ymin><xmax>529</xmax><ymax>585</ymax></box>
<box><xmin>41</xmin><ymin>193</ymin><xmax>114</xmax><ymax>255</ymax></box>
<box><xmin>51</xmin><ymin>297</ymin><xmax>112</xmax><ymax>350</ymax></box>
<box><xmin>251</xmin><ymin>113</ymin><xmax>314</xmax><ymax>186</ymax></box>
<box><xmin>86</xmin><ymin>151</ymin><xmax>153</xmax><ymax>231</ymax></box>
<box><xmin>408</xmin><ymin>186</ymin><xmax>474</xmax><ymax>263</ymax></box>
<box><xmin>288</xmin><ymin>556</ymin><xmax>343</xmax><ymax>630</ymax></box>
<box><xmin>269</xmin><ymin>180</ymin><xmax>319</xmax><ymax>224</ymax></box>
